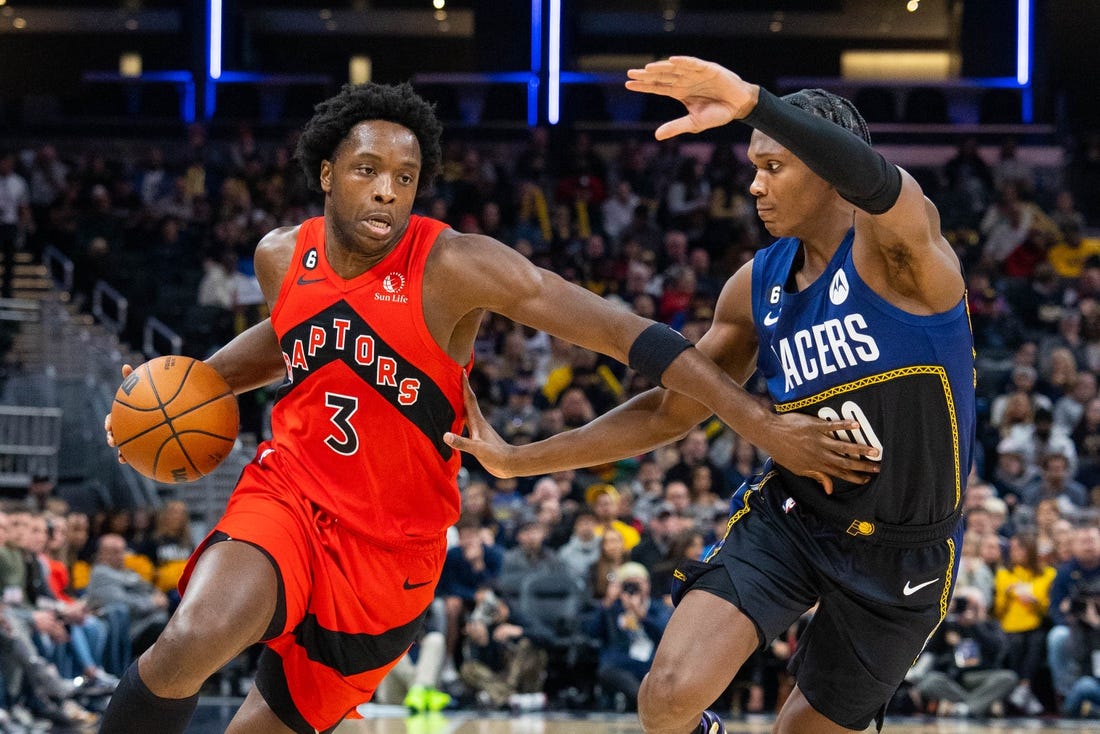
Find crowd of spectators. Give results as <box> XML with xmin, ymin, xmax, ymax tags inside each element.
<box><xmin>0</xmin><ymin>494</ymin><xmax>194</xmax><ymax>730</ymax></box>
<box><xmin>0</xmin><ymin>109</ymin><xmax>1099</xmax><ymax>727</ymax></box>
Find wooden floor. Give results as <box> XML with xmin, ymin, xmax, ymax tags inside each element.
<box><xmin>184</xmin><ymin>701</ymin><xmax>1100</xmax><ymax>733</ymax></box>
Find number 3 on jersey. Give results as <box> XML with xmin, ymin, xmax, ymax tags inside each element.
<box><xmin>818</xmin><ymin>400</ymin><xmax>883</xmax><ymax>462</ymax></box>
<box><xmin>324</xmin><ymin>392</ymin><xmax>359</xmax><ymax>455</ymax></box>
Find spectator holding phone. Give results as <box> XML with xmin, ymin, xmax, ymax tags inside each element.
<box><xmin>583</xmin><ymin>562</ymin><xmax>672</xmax><ymax>712</ymax></box>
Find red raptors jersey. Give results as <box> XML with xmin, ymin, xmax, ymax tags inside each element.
<box><xmin>267</xmin><ymin>215</ymin><xmax>465</xmax><ymax>543</ymax></box>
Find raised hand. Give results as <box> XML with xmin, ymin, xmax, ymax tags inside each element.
<box><xmin>625</xmin><ymin>56</ymin><xmax>757</xmax><ymax>140</ymax></box>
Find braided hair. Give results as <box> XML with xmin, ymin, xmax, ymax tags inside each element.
<box><xmin>295</xmin><ymin>82</ymin><xmax>443</xmax><ymax>195</ymax></box>
<box><xmin>781</xmin><ymin>88</ymin><xmax>871</xmax><ymax>145</ymax></box>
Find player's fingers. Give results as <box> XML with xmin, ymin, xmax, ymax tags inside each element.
<box><xmin>822</xmin><ymin>421</ymin><xmax>880</xmax><ymax>457</ymax></box>
<box><xmin>443</xmin><ymin>432</ymin><xmax>471</xmax><ymax>453</ymax></box>
<box><xmin>832</xmin><ymin>453</ymin><xmax>880</xmax><ymax>475</ymax></box>
<box><xmin>121</xmin><ymin>363</ymin><xmax>133</xmax><ymax>378</ymax></box>
<box><xmin>666</xmin><ymin>55</ymin><xmax>703</xmax><ymax>66</ymax></box>
<box><xmin>624</xmin><ymin>79</ymin><xmax>680</xmax><ymax>98</ymax></box>
<box><xmin>827</xmin><ymin>465</ymin><xmax>874</xmax><ymax>485</ymax></box>
<box><xmin>825</xmin><ymin>438</ymin><xmax>880</xmax><ymax>462</ymax></box>
<box><xmin>808</xmin><ymin>471</ymin><xmax>833</xmax><ymax>495</ymax></box>
<box><xmin>640</xmin><ymin>59</ymin><xmax>678</xmax><ymax>74</ymax></box>
<box><xmin>654</xmin><ymin>117</ymin><xmax>696</xmax><ymax>140</ymax></box>
<box><xmin>459</xmin><ymin>373</ymin><xmax>486</xmax><ymax>425</ymax></box>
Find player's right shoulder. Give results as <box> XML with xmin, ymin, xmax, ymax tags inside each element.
<box><xmin>256</xmin><ymin>225</ymin><xmax>300</xmax><ymax>255</ymax></box>
<box><xmin>254</xmin><ymin>226</ymin><xmax>301</xmax><ymax>304</ymax></box>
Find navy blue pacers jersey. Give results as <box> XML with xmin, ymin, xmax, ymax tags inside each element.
<box><xmin>751</xmin><ymin>228</ymin><xmax>975</xmax><ymax>541</ymax></box>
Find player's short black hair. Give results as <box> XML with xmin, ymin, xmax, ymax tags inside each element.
<box><xmin>782</xmin><ymin>88</ymin><xmax>871</xmax><ymax>145</ymax></box>
<box><xmin>295</xmin><ymin>81</ymin><xmax>443</xmax><ymax>195</ymax></box>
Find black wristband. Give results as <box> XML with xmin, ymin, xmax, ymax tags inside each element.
<box><xmin>628</xmin><ymin>323</ymin><xmax>693</xmax><ymax>387</ymax></box>
<box><xmin>743</xmin><ymin>88</ymin><xmax>902</xmax><ymax>215</ymax></box>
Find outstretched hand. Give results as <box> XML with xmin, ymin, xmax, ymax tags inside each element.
<box><xmin>103</xmin><ymin>364</ymin><xmax>133</xmax><ymax>465</ymax></box>
<box><xmin>625</xmin><ymin>56</ymin><xmax>757</xmax><ymax>140</ymax></box>
<box><xmin>444</xmin><ymin>373</ymin><xmax>519</xmax><ymax>478</ymax></box>
<box><xmin>442</xmin><ymin>372</ymin><xmax>879</xmax><ymax>493</ymax></box>
<box><xmin>761</xmin><ymin>412</ymin><xmax>880</xmax><ymax>495</ymax></box>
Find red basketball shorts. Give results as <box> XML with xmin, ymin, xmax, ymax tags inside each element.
<box><xmin>179</xmin><ymin>452</ymin><xmax>447</xmax><ymax>732</ymax></box>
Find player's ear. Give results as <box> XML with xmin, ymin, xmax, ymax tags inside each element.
<box><xmin>319</xmin><ymin>159</ymin><xmax>333</xmax><ymax>193</ymax></box>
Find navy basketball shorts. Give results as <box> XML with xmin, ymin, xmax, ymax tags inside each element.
<box><xmin>674</xmin><ymin>471</ymin><xmax>962</xmax><ymax>731</ymax></box>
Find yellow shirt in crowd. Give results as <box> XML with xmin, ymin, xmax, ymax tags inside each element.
<box><xmin>993</xmin><ymin>563</ymin><xmax>1056</xmax><ymax>633</ymax></box>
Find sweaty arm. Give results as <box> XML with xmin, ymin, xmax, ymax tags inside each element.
<box><xmin>203</xmin><ymin>227</ymin><xmax>295</xmax><ymax>394</ymax></box>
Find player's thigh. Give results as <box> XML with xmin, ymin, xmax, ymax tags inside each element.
<box><xmin>155</xmin><ymin>540</ymin><xmax>279</xmax><ymax>664</ymax></box>
<box><xmin>226</xmin><ymin>684</ymin><xmax>298</xmax><ymax>734</ymax></box>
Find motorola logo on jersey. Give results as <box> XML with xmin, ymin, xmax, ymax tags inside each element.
<box><xmin>830</xmin><ymin>269</ymin><xmax>850</xmax><ymax>305</ymax></box>
<box><xmin>375</xmin><ymin>272</ymin><xmax>408</xmax><ymax>304</ymax></box>
<box><xmin>777</xmin><ymin>313</ymin><xmax>881</xmax><ymax>392</ymax></box>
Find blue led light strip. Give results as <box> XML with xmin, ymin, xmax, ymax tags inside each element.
<box><xmin>1017</xmin><ymin>0</ymin><xmax>1033</xmax><ymax>122</ymax></box>
<box><xmin>547</xmin><ymin>0</ymin><xmax>560</xmax><ymax>124</ymax></box>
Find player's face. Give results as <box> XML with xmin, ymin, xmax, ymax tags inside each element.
<box><xmin>747</xmin><ymin>130</ymin><xmax>837</xmax><ymax>238</ymax></box>
<box><xmin>321</xmin><ymin>119</ymin><xmax>422</xmax><ymax>256</ymax></box>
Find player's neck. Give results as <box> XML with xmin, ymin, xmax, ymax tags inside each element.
<box><xmin>794</xmin><ymin>211</ymin><xmax>851</xmax><ymax>267</ymax></box>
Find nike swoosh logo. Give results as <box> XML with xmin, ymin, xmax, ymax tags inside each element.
<box><xmin>763</xmin><ymin>311</ymin><xmax>779</xmax><ymax>326</ymax></box>
<box><xmin>902</xmin><ymin>578</ymin><xmax>939</xmax><ymax>596</ymax></box>
<box><xmin>403</xmin><ymin>578</ymin><xmax>432</xmax><ymax>590</ymax></box>
<box><xmin>297</xmin><ymin>275</ymin><xmax>326</xmax><ymax>285</ymax></box>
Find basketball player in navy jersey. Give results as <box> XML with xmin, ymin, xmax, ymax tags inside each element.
<box><xmin>100</xmin><ymin>81</ymin><xmax>872</xmax><ymax>733</ymax></box>
<box><xmin>447</xmin><ymin>56</ymin><xmax>975</xmax><ymax>733</ymax></box>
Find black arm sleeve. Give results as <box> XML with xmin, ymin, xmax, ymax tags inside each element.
<box><xmin>742</xmin><ymin>88</ymin><xmax>903</xmax><ymax>215</ymax></box>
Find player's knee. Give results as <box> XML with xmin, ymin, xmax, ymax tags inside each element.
<box><xmin>152</xmin><ymin>603</ymin><xmax>262</xmax><ymax>682</ymax></box>
<box><xmin>638</xmin><ymin>667</ymin><xmax>698</xmax><ymax>725</ymax></box>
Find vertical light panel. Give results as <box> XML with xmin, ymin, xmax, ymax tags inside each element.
<box><xmin>1016</xmin><ymin>0</ymin><xmax>1030</xmax><ymax>85</ymax></box>
<box><xmin>530</xmin><ymin>0</ymin><xmax>541</xmax><ymax>73</ymax></box>
<box><xmin>182</xmin><ymin>80</ymin><xmax>196</xmax><ymax>124</ymax></box>
<box><xmin>547</xmin><ymin>0</ymin><xmax>560</xmax><ymax>124</ymax></box>
<box><xmin>209</xmin><ymin>0</ymin><xmax>222</xmax><ymax>80</ymax></box>
<box><xmin>349</xmin><ymin>55</ymin><xmax>372</xmax><ymax>85</ymax></box>
<box><xmin>529</xmin><ymin>0</ymin><xmax>541</xmax><ymax>126</ymax></box>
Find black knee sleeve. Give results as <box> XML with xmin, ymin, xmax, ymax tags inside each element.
<box><xmin>98</xmin><ymin>661</ymin><xmax>199</xmax><ymax>734</ymax></box>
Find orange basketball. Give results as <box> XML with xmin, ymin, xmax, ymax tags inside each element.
<box><xmin>110</xmin><ymin>355</ymin><xmax>239</xmax><ymax>483</ymax></box>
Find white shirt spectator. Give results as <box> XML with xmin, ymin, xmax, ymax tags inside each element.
<box><xmin>0</xmin><ymin>168</ymin><xmax>29</xmax><ymax>226</ymax></box>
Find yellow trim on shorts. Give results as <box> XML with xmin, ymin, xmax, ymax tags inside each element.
<box><xmin>702</xmin><ymin>470</ymin><xmax>776</xmax><ymax>563</ymax></box>
<box><xmin>912</xmin><ymin>535</ymin><xmax>958</xmax><ymax>666</ymax></box>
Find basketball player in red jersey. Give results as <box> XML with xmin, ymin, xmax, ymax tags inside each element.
<box><xmin>100</xmin><ymin>82</ymin><xmax>876</xmax><ymax>733</ymax></box>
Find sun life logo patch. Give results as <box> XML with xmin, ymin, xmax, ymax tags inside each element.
<box><xmin>382</xmin><ymin>273</ymin><xmax>406</xmax><ymax>294</ymax></box>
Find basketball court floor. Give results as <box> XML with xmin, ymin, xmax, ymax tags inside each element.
<box><xmin>182</xmin><ymin>699</ymin><xmax>1100</xmax><ymax>733</ymax></box>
